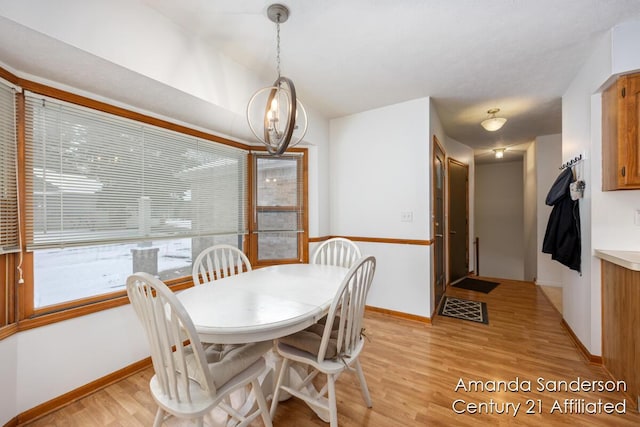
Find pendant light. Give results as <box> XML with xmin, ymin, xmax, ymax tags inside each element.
<box><xmin>481</xmin><ymin>108</ymin><xmax>507</xmax><ymax>132</ymax></box>
<box><xmin>246</xmin><ymin>4</ymin><xmax>308</xmax><ymax>156</ymax></box>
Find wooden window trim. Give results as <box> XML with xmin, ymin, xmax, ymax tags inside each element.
<box><xmin>1</xmin><ymin>66</ymin><xmax>285</xmax><ymax>337</ymax></box>
<box><xmin>248</xmin><ymin>151</ymin><xmax>309</xmax><ymax>267</ymax></box>
<box><xmin>1</xmin><ymin>254</ymin><xmax>16</xmax><ymax>328</ymax></box>
<box><xmin>17</xmin><ymin>280</ymin><xmax>193</xmax><ymax>332</ymax></box>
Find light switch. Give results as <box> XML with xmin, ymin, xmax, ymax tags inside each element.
<box><xmin>401</xmin><ymin>211</ymin><xmax>413</xmax><ymax>222</ymax></box>
<box><xmin>635</xmin><ymin>209</ymin><xmax>640</xmax><ymax>226</ymax></box>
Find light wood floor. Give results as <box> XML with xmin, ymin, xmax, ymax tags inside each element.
<box><xmin>539</xmin><ymin>285</ymin><xmax>563</xmax><ymax>314</ymax></box>
<box><xmin>24</xmin><ymin>278</ymin><xmax>639</xmax><ymax>426</ymax></box>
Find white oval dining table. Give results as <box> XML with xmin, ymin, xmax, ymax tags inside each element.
<box><xmin>176</xmin><ymin>263</ymin><xmax>349</xmax><ymax>344</ymax></box>
<box><xmin>177</xmin><ymin>262</ymin><xmax>350</xmax><ymax>425</ymax></box>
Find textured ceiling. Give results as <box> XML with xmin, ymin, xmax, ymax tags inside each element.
<box><xmin>4</xmin><ymin>1</ymin><xmax>640</xmax><ymax>160</ymax></box>
<box><xmin>138</xmin><ymin>0</ymin><xmax>640</xmax><ymax>158</ymax></box>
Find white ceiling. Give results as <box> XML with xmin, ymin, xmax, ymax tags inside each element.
<box><xmin>137</xmin><ymin>0</ymin><xmax>640</xmax><ymax>159</ymax></box>
<box><xmin>4</xmin><ymin>0</ymin><xmax>640</xmax><ymax>161</ymax></box>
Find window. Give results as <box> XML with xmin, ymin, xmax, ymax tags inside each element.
<box><xmin>0</xmin><ymin>81</ymin><xmax>18</xmax><ymax>327</ymax></box>
<box><xmin>0</xmin><ymin>82</ymin><xmax>18</xmax><ymax>254</ymax></box>
<box><xmin>250</xmin><ymin>153</ymin><xmax>307</xmax><ymax>265</ymax></box>
<box><xmin>0</xmin><ymin>68</ymin><xmax>310</xmax><ymax>330</ymax></box>
<box><xmin>23</xmin><ymin>93</ymin><xmax>247</xmax><ymax>309</ymax></box>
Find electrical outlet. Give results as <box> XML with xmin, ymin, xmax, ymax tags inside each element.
<box><xmin>401</xmin><ymin>211</ymin><xmax>413</xmax><ymax>222</ymax></box>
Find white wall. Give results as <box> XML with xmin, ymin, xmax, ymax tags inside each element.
<box><xmin>562</xmin><ymin>19</ymin><xmax>640</xmax><ymax>356</ymax></box>
<box><xmin>0</xmin><ymin>0</ymin><xmax>332</xmax><ymax>149</ymax></box>
<box><xmin>329</xmin><ymin>98</ymin><xmax>432</xmax><ymax>317</ymax></box>
<box><xmin>358</xmin><ymin>242</ymin><xmax>431</xmax><ymax>316</ymax></box>
<box><xmin>475</xmin><ymin>161</ymin><xmax>525</xmax><ymax>280</ymax></box>
<box><xmin>561</xmin><ymin>34</ymin><xmax>607</xmax><ymax>357</ymax></box>
<box><xmin>534</xmin><ymin>134</ymin><xmax>564</xmax><ymax>287</ymax></box>
<box><xmin>611</xmin><ymin>19</ymin><xmax>640</xmax><ymax>75</ymax></box>
<box><xmin>0</xmin><ymin>0</ymin><xmax>273</xmax><ymax>119</ymax></box>
<box><xmin>523</xmin><ymin>143</ymin><xmax>537</xmax><ymax>281</ymax></box>
<box><xmin>307</xmin><ymin>143</ymin><xmax>330</xmax><ymax>238</ymax></box>
<box><xmin>0</xmin><ymin>305</ymin><xmax>148</xmax><ymax>426</ymax></box>
<box><xmin>16</xmin><ymin>306</ymin><xmax>148</xmax><ymax>414</ymax></box>
<box><xmin>0</xmin><ymin>335</ymin><xmax>17</xmax><ymax>425</ymax></box>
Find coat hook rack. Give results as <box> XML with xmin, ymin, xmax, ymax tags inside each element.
<box><xmin>559</xmin><ymin>153</ymin><xmax>583</xmax><ymax>170</ymax></box>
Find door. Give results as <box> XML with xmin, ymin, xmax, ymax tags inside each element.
<box><xmin>448</xmin><ymin>158</ymin><xmax>469</xmax><ymax>282</ymax></box>
<box><xmin>432</xmin><ymin>137</ymin><xmax>446</xmax><ymax>310</ymax></box>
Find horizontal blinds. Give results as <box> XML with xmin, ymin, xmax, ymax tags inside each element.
<box><xmin>24</xmin><ymin>93</ymin><xmax>247</xmax><ymax>249</ymax></box>
<box><xmin>0</xmin><ymin>82</ymin><xmax>18</xmax><ymax>254</ymax></box>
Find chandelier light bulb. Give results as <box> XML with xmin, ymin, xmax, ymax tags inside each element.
<box><xmin>270</xmin><ymin>97</ymin><xmax>278</xmax><ymax>117</ymax></box>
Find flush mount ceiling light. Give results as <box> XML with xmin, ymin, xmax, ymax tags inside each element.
<box><xmin>481</xmin><ymin>108</ymin><xmax>507</xmax><ymax>132</ymax></box>
<box><xmin>493</xmin><ymin>148</ymin><xmax>505</xmax><ymax>159</ymax></box>
<box><xmin>246</xmin><ymin>4</ymin><xmax>308</xmax><ymax>156</ymax></box>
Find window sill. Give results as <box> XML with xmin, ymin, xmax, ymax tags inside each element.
<box><xmin>14</xmin><ymin>280</ymin><xmax>193</xmax><ymax>336</ymax></box>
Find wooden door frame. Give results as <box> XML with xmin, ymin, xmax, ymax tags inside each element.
<box><xmin>432</xmin><ymin>135</ymin><xmax>446</xmax><ymax>316</ymax></box>
<box><xmin>447</xmin><ymin>157</ymin><xmax>469</xmax><ymax>282</ymax></box>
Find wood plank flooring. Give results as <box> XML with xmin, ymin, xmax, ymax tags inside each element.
<box><xmin>23</xmin><ymin>278</ymin><xmax>639</xmax><ymax>426</ymax></box>
<box><xmin>539</xmin><ymin>285</ymin><xmax>563</xmax><ymax>314</ymax></box>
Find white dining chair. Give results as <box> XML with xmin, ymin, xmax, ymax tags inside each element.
<box><xmin>192</xmin><ymin>244</ymin><xmax>252</xmax><ymax>285</ymax></box>
<box><xmin>126</xmin><ymin>272</ymin><xmax>272</xmax><ymax>427</ymax></box>
<box><xmin>191</xmin><ymin>243</ymin><xmax>259</xmax><ymax>355</ymax></box>
<box><xmin>190</xmin><ymin>243</ymin><xmax>267</xmax><ymax>413</ymax></box>
<box><xmin>311</xmin><ymin>237</ymin><xmax>362</xmax><ymax>268</ymax></box>
<box><xmin>270</xmin><ymin>255</ymin><xmax>376</xmax><ymax>427</ymax></box>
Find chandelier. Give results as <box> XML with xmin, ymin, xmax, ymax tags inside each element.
<box><xmin>246</xmin><ymin>4</ymin><xmax>308</xmax><ymax>155</ymax></box>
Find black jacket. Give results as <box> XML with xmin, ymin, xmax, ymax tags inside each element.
<box><xmin>542</xmin><ymin>168</ymin><xmax>581</xmax><ymax>273</ymax></box>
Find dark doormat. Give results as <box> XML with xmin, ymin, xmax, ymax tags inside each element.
<box><xmin>438</xmin><ymin>296</ymin><xmax>488</xmax><ymax>324</ymax></box>
<box><xmin>452</xmin><ymin>277</ymin><xmax>499</xmax><ymax>293</ymax></box>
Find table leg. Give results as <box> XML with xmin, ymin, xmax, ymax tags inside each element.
<box><xmin>205</xmin><ymin>348</ymin><xmax>330</xmax><ymax>425</ymax></box>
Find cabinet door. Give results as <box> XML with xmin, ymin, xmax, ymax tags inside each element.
<box><xmin>602</xmin><ymin>79</ymin><xmax>620</xmax><ymax>190</ymax></box>
<box><xmin>621</xmin><ymin>74</ymin><xmax>640</xmax><ymax>187</ymax></box>
<box><xmin>603</xmin><ymin>74</ymin><xmax>640</xmax><ymax>190</ymax></box>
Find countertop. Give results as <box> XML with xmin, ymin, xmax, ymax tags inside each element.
<box><xmin>594</xmin><ymin>249</ymin><xmax>640</xmax><ymax>271</ymax></box>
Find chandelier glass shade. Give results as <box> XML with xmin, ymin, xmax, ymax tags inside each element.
<box><xmin>246</xmin><ymin>4</ymin><xmax>308</xmax><ymax>156</ymax></box>
<box><xmin>481</xmin><ymin>108</ymin><xmax>507</xmax><ymax>132</ymax></box>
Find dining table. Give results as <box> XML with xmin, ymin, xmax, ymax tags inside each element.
<box><xmin>176</xmin><ymin>262</ymin><xmax>350</xmax><ymax>424</ymax></box>
<box><xmin>176</xmin><ymin>262</ymin><xmax>349</xmax><ymax>345</ymax></box>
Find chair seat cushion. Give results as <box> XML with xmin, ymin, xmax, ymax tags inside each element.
<box><xmin>187</xmin><ymin>341</ymin><xmax>272</xmax><ymax>389</ymax></box>
<box><xmin>279</xmin><ymin>316</ymin><xmax>339</xmax><ymax>359</ymax></box>
<box><xmin>207</xmin><ymin>341</ymin><xmax>272</xmax><ymax>389</ymax></box>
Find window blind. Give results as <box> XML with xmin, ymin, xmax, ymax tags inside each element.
<box><xmin>24</xmin><ymin>92</ymin><xmax>247</xmax><ymax>249</ymax></box>
<box><xmin>0</xmin><ymin>82</ymin><xmax>18</xmax><ymax>254</ymax></box>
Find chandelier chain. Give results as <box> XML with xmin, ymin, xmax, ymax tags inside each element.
<box><xmin>276</xmin><ymin>16</ymin><xmax>281</xmax><ymax>79</ymax></box>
